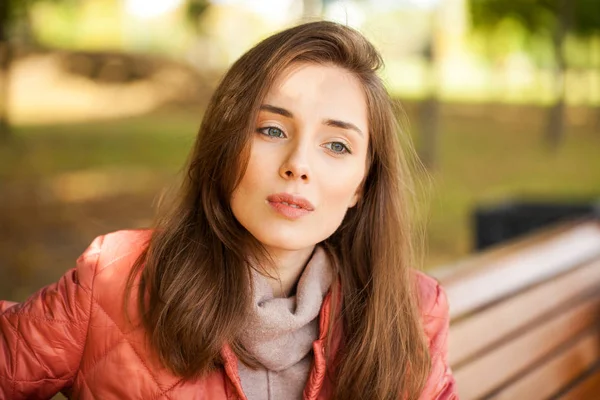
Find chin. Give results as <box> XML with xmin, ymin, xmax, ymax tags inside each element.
<box><xmin>251</xmin><ymin>228</ymin><xmax>323</xmax><ymax>252</ymax></box>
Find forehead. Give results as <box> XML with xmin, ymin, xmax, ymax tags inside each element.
<box><xmin>262</xmin><ymin>62</ymin><xmax>369</xmax><ymax>132</ymax></box>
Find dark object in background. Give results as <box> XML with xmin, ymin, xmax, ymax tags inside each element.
<box><xmin>473</xmin><ymin>199</ymin><xmax>600</xmax><ymax>251</ymax></box>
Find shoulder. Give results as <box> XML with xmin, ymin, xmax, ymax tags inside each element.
<box><xmin>76</xmin><ymin>229</ymin><xmax>152</xmax><ymax>292</ymax></box>
<box><xmin>72</xmin><ymin>229</ymin><xmax>153</xmax><ymax>333</ymax></box>
<box><xmin>413</xmin><ymin>270</ymin><xmax>448</xmax><ymax>317</ymax></box>
<box><xmin>412</xmin><ymin>270</ymin><xmax>450</xmax><ymax>347</ymax></box>
<box><xmin>412</xmin><ymin>270</ymin><xmax>458</xmax><ymax>399</ymax></box>
<box><xmin>93</xmin><ymin>229</ymin><xmax>152</xmax><ymax>272</ymax></box>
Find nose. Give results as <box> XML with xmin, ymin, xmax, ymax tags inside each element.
<box><xmin>279</xmin><ymin>143</ymin><xmax>310</xmax><ymax>182</ymax></box>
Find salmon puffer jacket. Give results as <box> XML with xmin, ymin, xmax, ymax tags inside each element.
<box><xmin>0</xmin><ymin>230</ymin><xmax>457</xmax><ymax>399</ymax></box>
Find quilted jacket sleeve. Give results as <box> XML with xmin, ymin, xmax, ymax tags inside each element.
<box><xmin>0</xmin><ymin>236</ymin><xmax>103</xmax><ymax>399</ymax></box>
<box><xmin>418</xmin><ymin>277</ymin><xmax>458</xmax><ymax>400</ymax></box>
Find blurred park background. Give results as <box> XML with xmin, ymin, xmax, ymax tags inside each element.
<box><xmin>0</xmin><ymin>0</ymin><xmax>599</xmax><ymax>302</ymax></box>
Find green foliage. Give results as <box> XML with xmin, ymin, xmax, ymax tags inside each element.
<box><xmin>6</xmin><ymin>0</ymin><xmax>76</xmax><ymax>22</ymax></box>
<box><xmin>470</xmin><ymin>0</ymin><xmax>558</xmax><ymax>36</ymax></box>
<box><xmin>470</xmin><ymin>0</ymin><xmax>600</xmax><ymax>36</ymax></box>
<box><xmin>2</xmin><ymin>0</ymin><xmax>78</xmax><ymax>40</ymax></box>
<box><xmin>469</xmin><ymin>0</ymin><xmax>600</xmax><ymax>67</ymax></box>
<box><xmin>573</xmin><ymin>0</ymin><xmax>600</xmax><ymax>36</ymax></box>
<box><xmin>185</xmin><ymin>0</ymin><xmax>211</xmax><ymax>28</ymax></box>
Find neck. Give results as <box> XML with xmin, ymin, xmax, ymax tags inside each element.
<box><xmin>261</xmin><ymin>245</ymin><xmax>316</xmax><ymax>297</ymax></box>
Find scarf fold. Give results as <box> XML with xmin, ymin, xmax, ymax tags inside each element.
<box><xmin>237</xmin><ymin>245</ymin><xmax>333</xmax><ymax>399</ymax></box>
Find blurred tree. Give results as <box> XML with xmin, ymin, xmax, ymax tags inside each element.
<box><xmin>469</xmin><ymin>0</ymin><xmax>600</xmax><ymax>149</ymax></box>
<box><xmin>185</xmin><ymin>0</ymin><xmax>211</xmax><ymax>34</ymax></box>
<box><xmin>419</xmin><ymin>2</ymin><xmax>447</xmax><ymax>170</ymax></box>
<box><xmin>0</xmin><ymin>0</ymin><xmax>14</xmax><ymax>141</ymax></box>
<box><xmin>419</xmin><ymin>8</ymin><xmax>442</xmax><ymax>170</ymax></box>
<box><xmin>573</xmin><ymin>0</ymin><xmax>600</xmax><ymax>131</ymax></box>
<box><xmin>0</xmin><ymin>0</ymin><xmax>74</xmax><ymax>141</ymax></box>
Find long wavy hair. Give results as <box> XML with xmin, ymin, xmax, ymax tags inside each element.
<box><xmin>125</xmin><ymin>21</ymin><xmax>431</xmax><ymax>400</ymax></box>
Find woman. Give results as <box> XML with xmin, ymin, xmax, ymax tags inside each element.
<box><xmin>0</xmin><ymin>21</ymin><xmax>456</xmax><ymax>399</ymax></box>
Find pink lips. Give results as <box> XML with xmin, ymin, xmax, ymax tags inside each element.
<box><xmin>267</xmin><ymin>193</ymin><xmax>314</xmax><ymax>219</ymax></box>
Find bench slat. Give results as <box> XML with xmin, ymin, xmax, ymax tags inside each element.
<box><xmin>442</xmin><ymin>222</ymin><xmax>600</xmax><ymax>319</ymax></box>
<box><xmin>455</xmin><ymin>294</ymin><xmax>600</xmax><ymax>399</ymax></box>
<box><xmin>449</xmin><ymin>259</ymin><xmax>600</xmax><ymax>367</ymax></box>
<box><xmin>559</xmin><ymin>365</ymin><xmax>600</xmax><ymax>400</ymax></box>
<box><xmin>432</xmin><ymin>220</ymin><xmax>597</xmax><ymax>282</ymax></box>
<box><xmin>488</xmin><ymin>328</ymin><xmax>600</xmax><ymax>400</ymax></box>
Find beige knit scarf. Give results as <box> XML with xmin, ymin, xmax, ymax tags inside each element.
<box><xmin>237</xmin><ymin>246</ymin><xmax>333</xmax><ymax>400</ymax></box>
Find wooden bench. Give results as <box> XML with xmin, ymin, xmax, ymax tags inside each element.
<box><xmin>431</xmin><ymin>218</ymin><xmax>600</xmax><ymax>399</ymax></box>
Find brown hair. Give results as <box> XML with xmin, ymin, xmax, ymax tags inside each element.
<box><xmin>126</xmin><ymin>20</ymin><xmax>430</xmax><ymax>399</ymax></box>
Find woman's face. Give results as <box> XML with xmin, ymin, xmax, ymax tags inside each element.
<box><xmin>230</xmin><ymin>62</ymin><xmax>370</xmax><ymax>254</ymax></box>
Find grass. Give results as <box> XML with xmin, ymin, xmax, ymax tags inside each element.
<box><xmin>1</xmin><ymin>104</ymin><xmax>599</xmax><ymax>270</ymax></box>
<box><xmin>0</xmin><ymin>111</ymin><xmax>198</xmax><ymax>178</ymax></box>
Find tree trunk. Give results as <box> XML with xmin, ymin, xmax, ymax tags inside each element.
<box><xmin>419</xmin><ymin>11</ymin><xmax>441</xmax><ymax>170</ymax></box>
<box><xmin>595</xmin><ymin>39</ymin><xmax>600</xmax><ymax>132</ymax></box>
<box><xmin>419</xmin><ymin>95</ymin><xmax>440</xmax><ymax>170</ymax></box>
<box><xmin>0</xmin><ymin>0</ymin><xmax>11</xmax><ymax>142</ymax></box>
<box><xmin>596</xmin><ymin>78</ymin><xmax>600</xmax><ymax>132</ymax></box>
<box><xmin>545</xmin><ymin>0</ymin><xmax>572</xmax><ymax>150</ymax></box>
<box><xmin>546</xmin><ymin>94</ymin><xmax>565</xmax><ymax>149</ymax></box>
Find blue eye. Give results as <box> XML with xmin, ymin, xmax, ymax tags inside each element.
<box><xmin>325</xmin><ymin>142</ymin><xmax>351</xmax><ymax>154</ymax></box>
<box><xmin>258</xmin><ymin>126</ymin><xmax>285</xmax><ymax>138</ymax></box>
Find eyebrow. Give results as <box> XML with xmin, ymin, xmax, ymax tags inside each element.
<box><xmin>260</xmin><ymin>104</ymin><xmax>293</xmax><ymax>118</ymax></box>
<box><xmin>259</xmin><ymin>104</ymin><xmax>364</xmax><ymax>137</ymax></box>
<box><xmin>323</xmin><ymin>119</ymin><xmax>364</xmax><ymax>137</ymax></box>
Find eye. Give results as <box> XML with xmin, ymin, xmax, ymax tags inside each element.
<box><xmin>257</xmin><ymin>126</ymin><xmax>286</xmax><ymax>138</ymax></box>
<box><xmin>324</xmin><ymin>141</ymin><xmax>352</xmax><ymax>155</ymax></box>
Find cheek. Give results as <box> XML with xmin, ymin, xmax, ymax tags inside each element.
<box><xmin>315</xmin><ymin>165</ymin><xmax>365</xmax><ymax>228</ymax></box>
<box><xmin>237</xmin><ymin>142</ymin><xmax>275</xmax><ymax>190</ymax></box>
<box><xmin>309</xmin><ymin>177</ymin><xmax>361</xmax><ymax>243</ymax></box>
<box><xmin>230</xmin><ymin>141</ymin><xmax>275</xmax><ymax>220</ymax></box>
<box><xmin>321</xmin><ymin>161</ymin><xmax>365</xmax><ymax>201</ymax></box>
<box><xmin>323</xmin><ymin>179</ymin><xmax>358</xmax><ymax>205</ymax></box>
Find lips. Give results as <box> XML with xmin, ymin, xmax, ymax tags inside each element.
<box><xmin>266</xmin><ymin>193</ymin><xmax>315</xmax><ymax>219</ymax></box>
<box><xmin>266</xmin><ymin>193</ymin><xmax>315</xmax><ymax>210</ymax></box>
